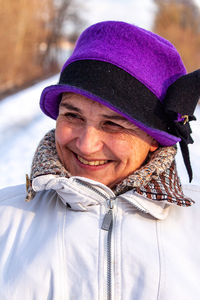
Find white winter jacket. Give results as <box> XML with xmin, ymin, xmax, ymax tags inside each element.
<box><xmin>0</xmin><ymin>175</ymin><xmax>200</xmax><ymax>300</ymax></box>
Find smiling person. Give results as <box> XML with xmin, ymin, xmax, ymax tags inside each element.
<box><xmin>0</xmin><ymin>21</ymin><xmax>200</xmax><ymax>300</ymax></box>
<box><xmin>56</xmin><ymin>92</ymin><xmax>158</xmax><ymax>187</ymax></box>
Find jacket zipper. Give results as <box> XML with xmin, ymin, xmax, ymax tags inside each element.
<box><xmin>74</xmin><ymin>179</ymin><xmax>115</xmax><ymax>300</ymax></box>
<box><xmin>101</xmin><ymin>199</ymin><xmax>114</xmax><ymax>300</ymax></box>
<box><xmin>74</xmin><ymin>178</ymin><xmax>114</xmax><ymax>201</ymax></box>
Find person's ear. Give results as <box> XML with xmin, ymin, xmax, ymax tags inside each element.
<box><xmin>149</xmin><ymin>139</ymin><xmax>159</xmax><ymax>152</ymax></box>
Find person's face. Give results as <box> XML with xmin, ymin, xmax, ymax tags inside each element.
<box><xmin>55</xmin><ymin>93</ymin><xmax>158</xmax><ymax>188</ymax></box>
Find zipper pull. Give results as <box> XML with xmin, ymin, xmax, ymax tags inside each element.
<box><xmin>101</xmin><ymin>198</ymin><xmax>115</xmax><ymax>231</ymax></box>
<box><xmin>101</xmin><ymin>209</ymin><xmax>113</xmax><ymax>231</ymax></box>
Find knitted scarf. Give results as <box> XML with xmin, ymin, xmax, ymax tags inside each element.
<box><xmin>26</xmin><ymin>129</ymin><xmax>194</xmax><ymax>206</ymax></box>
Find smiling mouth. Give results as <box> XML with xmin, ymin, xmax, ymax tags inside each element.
<box><xmin>77</xmin><ymin>155</ymin><xmax>109</xmax><ymax>166</ymax></box>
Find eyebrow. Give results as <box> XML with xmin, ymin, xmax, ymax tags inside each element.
<box><xmin>59</xmin><ymin>102</ymin><xmax>82</xmax><ymax>113</ymax></box>
<box><xmin>101</xmin><ymin>114</ymin><xmax>129</xmax><ymax>121</ymax></box>
<box><xmin>60</xmin><ymin>102</ymin><xmax>129</xmax><ymax>121</ymax></box>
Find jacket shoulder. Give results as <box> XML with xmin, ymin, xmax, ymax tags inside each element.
<box><xmin>0</xmin><ymin>184</ymin><xmax>26</xmax><ymax>204</ymax></box>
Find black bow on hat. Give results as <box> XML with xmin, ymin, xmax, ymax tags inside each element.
<box><xmin>164</xmin><ymin>69</ymin><xmax>200</xmax><ymax>182</ymax></box>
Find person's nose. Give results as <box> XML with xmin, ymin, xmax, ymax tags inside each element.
<box><xmin>75</xmin><ymin>126</ymin><xmax>104</xmax><ymax>155</ymax></box>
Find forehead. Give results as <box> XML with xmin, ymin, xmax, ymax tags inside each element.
<box><xmin>60</xmin><ymin>92</ymin><xmax>119</xmax><ymax>115</ymax></box>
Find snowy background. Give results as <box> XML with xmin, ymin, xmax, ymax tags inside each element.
<box><xmin>1</xmin><ymin>0</ymin><xmax>200</xmax><ymax>189</ymax></box>
<box><xmin>0</xmin><ymin>75</ymin><xmax>199</xmax><ymax>189</ymax></box>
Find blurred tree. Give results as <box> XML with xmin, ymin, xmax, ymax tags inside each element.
<box><xmin>153</xmin><ymin>0</ymin><xmax>200</xmax><ymax>72</ymax></box>
<box><xmin>43</xmin><ymin>0</ymin><xmax>86</xmax><ymax>70</ymax></box>
<box><xmin>0</xmin><ymin>0</ymin><xmax>86</xmax><ymax>97</ymax></box>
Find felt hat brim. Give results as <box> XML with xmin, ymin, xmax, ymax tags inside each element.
<box><xmin>40</xmin><ymin>83</ymin><xmax>181</xmax><ymax>146</ymax></box>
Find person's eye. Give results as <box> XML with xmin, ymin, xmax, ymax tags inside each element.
<box><xmin>64</xmin><ymin>112</ymin><xmax>83</xmax><ymax>121</ymax></box>
<box><xmin>103</xmin><ymin>121</ymin><xmax>124</xmax><ymax>131</ymax></box>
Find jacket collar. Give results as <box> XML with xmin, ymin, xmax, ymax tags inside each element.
<box><xmin>31</xmin><ymin>174</ymin><xmax>170</xmax><ymax>220</ymax></box>
<box><xmin>26</xmin><ymin>129</ymin><xmax>194</xmax><ymax>209</ymax></box>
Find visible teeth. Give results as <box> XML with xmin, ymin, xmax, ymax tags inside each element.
<box><xmin>77</xmin><ymin>155</ymin><xmax>108</xmax><ymax>166</ymax></box>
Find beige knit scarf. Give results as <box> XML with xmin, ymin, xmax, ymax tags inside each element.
<box><xmin>26</xmin><ymin>130</ymin><xmax>194</xmax><ymax>206</ymax></box>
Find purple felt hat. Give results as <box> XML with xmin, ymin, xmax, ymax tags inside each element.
<box><xmin>40</xmin><ymin>21</ymin><xmax>188</xmax><ymax>146</ymax></box>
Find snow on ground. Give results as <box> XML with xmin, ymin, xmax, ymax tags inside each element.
<box><xmin>0</xmin><ymin>76</ymin><xmax>57</xmax><ymax>188</ymax></box>
<box><xmin>0</xmin><ymin>76</ymin><xmax>199</xmax><ymax>189</ymax></box>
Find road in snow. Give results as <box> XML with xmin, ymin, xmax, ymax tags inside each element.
<box><xmin>0</xmin><ymin>76</ymin><xmax>199</xmax><ymax>188</ymax></box>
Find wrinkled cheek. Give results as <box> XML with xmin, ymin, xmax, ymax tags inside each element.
<box><xmin>55</xmin><ymin>136</ymin><xmax>71</xmax><ymax>170</ymax></box>
<box><xmin>55</xmin><ymin>130</ymin><xmax>64</xmax><ymax>146</ymax></box>
<box><xmin>123</xmin><ymin>144</ymin><xmax>149</xmax><ymax>171</ymax></box>
<box><xmin>55</xmin><ymin>124</ymin><xmax>73</xmax><ymax>146</ymax></box>
<box><xmin>110</xmin><ymin>142</ymin><xmax>134</xmax><ymax>169</ymax></box>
